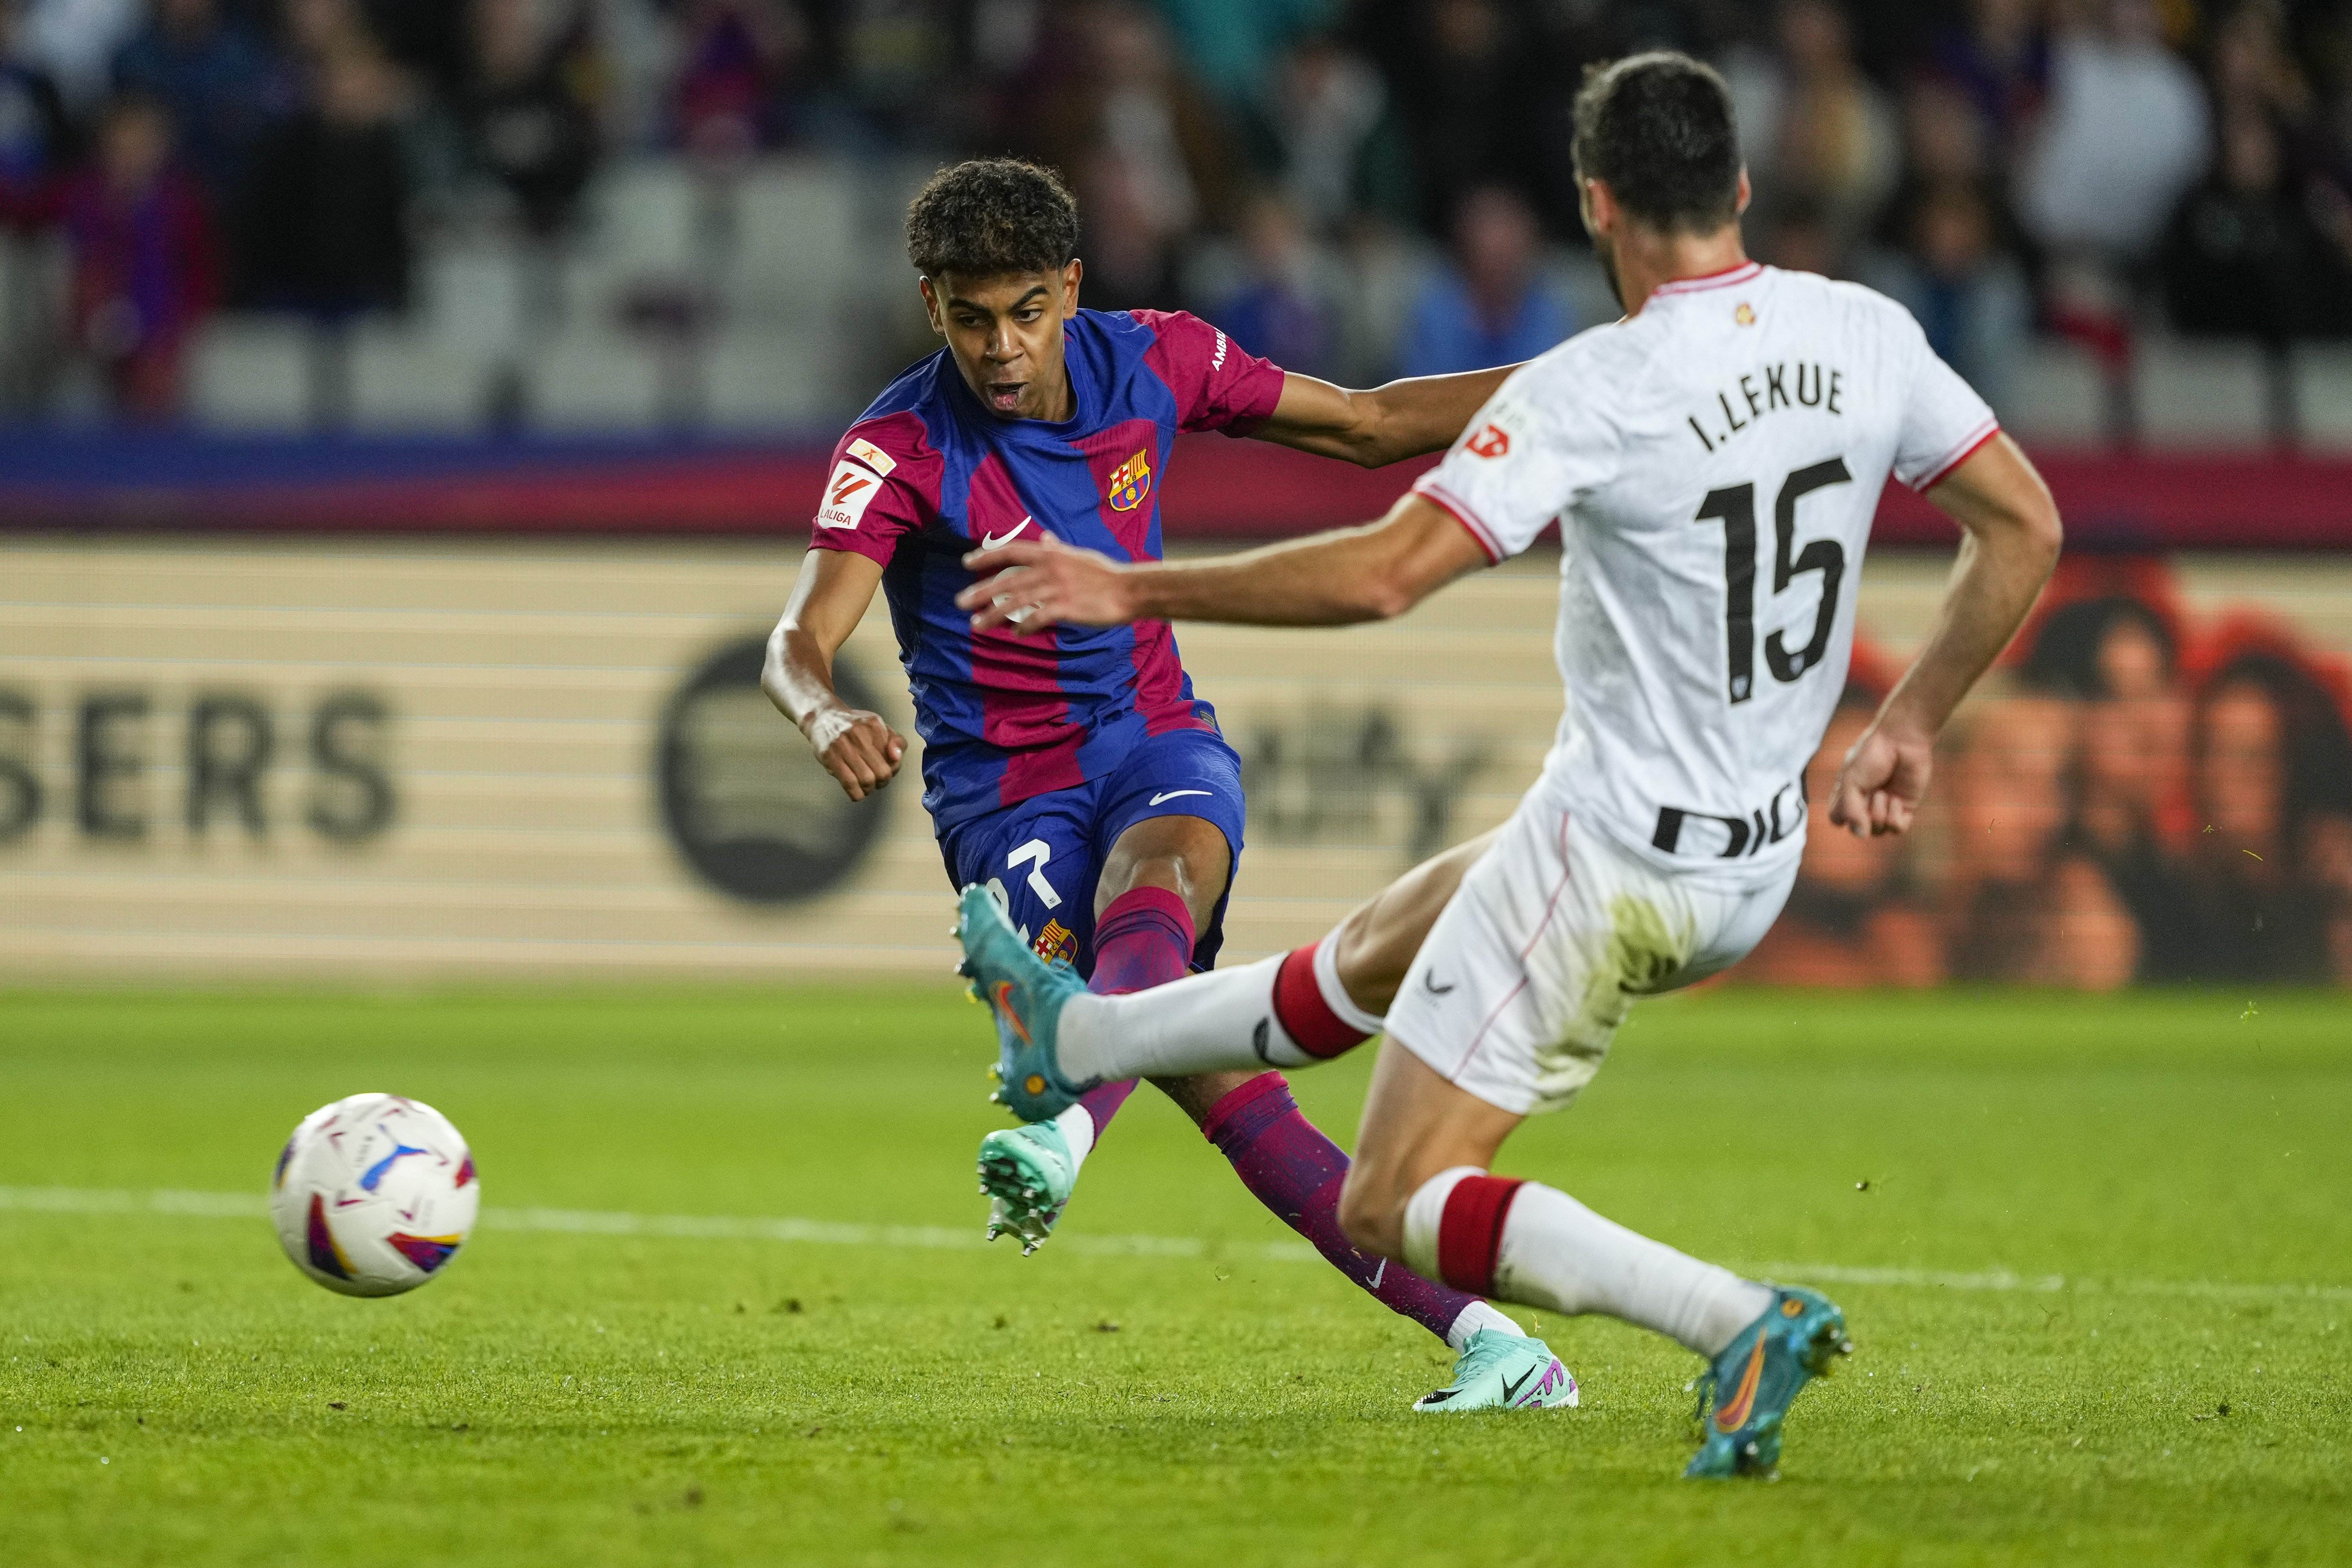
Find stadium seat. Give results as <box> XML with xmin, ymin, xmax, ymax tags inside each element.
<box><xmin>185</xmin><ymin>316</ymin><xmax>313</xmax><ymax>432</ymax></box>
<box><xmin>2292</xmin><ymin>345</ymin><xmax>2352</xmax><ymax>450</ymax></box>
<box><xmin>2136</xmin><ymin>337</ymin><xmax>2271</xmax><ymax>447</ymax></box>
<box><xmin>349</xmin><ymin>321</ymin><xmax>490</xmax><ymax>430</ymax></box>
<box><xmin>532</xmin><ymin>328</ymin><xmax>663</xmax><ymax>429</ymax></box>
<box><xmin>2000</xmin><ymin>339</ymin><xmax>2108</xmax><ymax>445</ymax></box>
<box><xmin>720</xmin><ymin>158</ymin><xmax>860</xmax><ymax>324</ymax></box>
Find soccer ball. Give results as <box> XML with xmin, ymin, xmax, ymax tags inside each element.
<box><xmin>269</xmin><ymin>1093</ymin><xmax>480</xmax><ymax>1297</ymax></box>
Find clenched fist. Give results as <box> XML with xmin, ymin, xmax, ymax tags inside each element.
<box><xmin>803</xmin><ymin>705</ymin><xmax>906</xmax><ymax>802</ymax></box>
<box><xmin>1830</xmin><ymin>721</ymin><xmax>1933</xmax><ymax>838</ymax></box>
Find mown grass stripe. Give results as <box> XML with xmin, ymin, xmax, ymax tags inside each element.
<box><xmin>5</xmin><ymin>1185</ymin><xmax>2348</xmax><ymax>1304</ymax></box>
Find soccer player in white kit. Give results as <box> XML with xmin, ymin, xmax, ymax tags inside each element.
<box><xmin>951</xmin><ymin>51</ymin><xmax>2063</xmax><ymax>1477</ymax></box>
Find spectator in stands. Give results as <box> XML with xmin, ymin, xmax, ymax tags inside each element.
<box><xmin>1865</xmin><ymin>178</ymin><xmax>2033</xmax><ymax>410</ymax></box>
<box><xmin>0</xmin><ymin>0</ymin><xmax>70</xmax><ymax>229</ymax></box>
<box><xmin>463</xmin><ymin>0</ymin><xmax>598</xmax><ymax>238</ymax></box>
<box><xmin>280</xmin><ymin>0</ymin><xmax>370</xmax><ymax>67</ymax></box>
<box><xmin>238</xmin><ymin>39</ymin><xmax>411</xmax><ymax>318</ymax></box>
<box><xmin>834</xmin><ymin>0</ymin><xmax>955</xmax><ymax>147</ymax></box>
<box><xmin>0</xmin><ymin>0</ymin><xmax>73</xmax><ymax>412</ymax></box>
<box><xmin>2162</xmin><ymin>105</ymin><xmax>2344</xmax><ymax>342</ymax></box>
<box><xmin>1856</xmin><ymin>77</ymin><xmax>2030</xmax><ymax>403</ymax></box>
<box><xmin>1032</xmin><ymin>2</ymin><xmax>1233</xmax><ymax>311</ymax></box>
<box><xmin>1211</xmin><ymin>189</ymin><xmax>1337</xmax><ymax>376</ymax></box>
<box><xmin>359</xmin><ymin>0</ymin><xmax>466</xmax><ymax>102</ymax></box>
<box><xmin>110</xmin><ymin>0</ymin><xmax>288</xmax><ymax>201</ymax></box>
<box><xmin>1397</xmin><ymin>184</ymin><xmax>1569</xmax><ymax>377</ymax></box>
<box><xmin>64</xmin><ymin>92</ymin><xmax>218</xmax><ymax>416</ymax></box>
<box><xmin>1740</xmin><ymin>683</ymin><xmax>1944</xmax><ymax>988</ymax></box>
<box><xmin>2181</xmin><ymin>652</ymin><xmax>2351</xmax><ymax>983</ymax></box>
<box><xmin>1391</xmin><ymin>0</ymin><xmax>1535</xmax><ymax>236</ymax></box>
<box><xmin>1752</xmin><ymin>188</ymin><xmax>1845</xmax><ymax>277</ymax></box>
<box><xmin>2207</xmin><ymin>0</ymin><xmax>2311</xmax><ymax>128</ymax></box>
<box><xmin>670</xmin><ymin>0</ymin><xmax>805</xmax><ymax>159</ymax></box>
<box><xmin>2016</xmin><ymin>0</ymin><xmax>2208</xmax><ymax>298</ymax></box>
<box><xmin>1928</xmin><ymin>0</ymin><xmax>2048</xmax><ymax>156</ymax></box>
<box><xmin>1150</xmin><ymin>0</ymin><xmax>1333</xmax><ymax>110</ymax></box>
<box><xmin>1726</xmin><ymin>0</ymin><xmax>1899</xmax><ymax>249</ymax></box>
<box><xmin>1256</xmin><ymin>33</ymin><xmax>1411</xmax><ymax>235</ymax></box>
<box><xmin>20</xmin><ymin>0</ymin><xmax>143</xmax><ymax>112</ymax></box>
<box><xmin>1940</xmin><ymin>690</ymin><xmax>2141</xmax><ymax>989</ymax></box>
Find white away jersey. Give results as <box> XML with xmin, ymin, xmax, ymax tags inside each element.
<box><xmin>1414</xmin><ymin>262</ymin><xmax>1997</xmax><ymax>882</ymax></box>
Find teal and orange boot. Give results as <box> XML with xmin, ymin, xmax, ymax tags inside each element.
<box><xmin>957</xmin><ymin>885</ymin><xmax>1094</xmax><ymax>1122</ymax></box>
<box><xmin>1684</xmin><ymin>1285</ymin><xmax>1851</xmax><ymax>1479</ymax></box>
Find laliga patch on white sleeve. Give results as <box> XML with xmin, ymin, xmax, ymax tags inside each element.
<box><xmin>817</xmin><ymin>459</ymin><xmax>884</xmax><ymax>530</ymax></box>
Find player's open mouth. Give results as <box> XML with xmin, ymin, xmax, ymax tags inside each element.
<box><xmin>984</xmin><ymin>382</ymin><xmax>1025</xmax><ymax>413</ymax></box>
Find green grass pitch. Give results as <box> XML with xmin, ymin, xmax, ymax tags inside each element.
<box><xmin>1</xmin><ymin>986</ymin><xmax>2346</xmax><ymax>1566</ymax></box>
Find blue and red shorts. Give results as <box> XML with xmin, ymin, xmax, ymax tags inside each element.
<box><xmin>937</xmin><ymin>726</ymin><xmax>1246</xmax><ymax>978</ymax></box>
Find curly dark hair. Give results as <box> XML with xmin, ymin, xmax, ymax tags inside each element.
<box><xmin>904</xmin><ymin>158</ymin><xmax>1080</xmax><ymax>279</ymax></box>
<box><xmin>1572</xmin><ymin>51</ymin><xmax>1742</xmax><ymax>233</ymax></box>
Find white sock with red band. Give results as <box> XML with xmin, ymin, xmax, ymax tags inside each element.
<box><xmin>1402</xmin><ymin>1168</ymin><xmax>1771</xmax><ymax>1359</ymax></box>
<box><xmin>1309</xmin><ymin>933</ymin><xmax>1385</xmax><ymax>1038</ymax></box>
<box><xmin>1054</xmin><ymin>936</ymin><xmax>1380</xmax><ymax>1085</ymax></box>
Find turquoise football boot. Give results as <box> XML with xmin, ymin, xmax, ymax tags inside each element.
<box><xmin>1412</xmin><ymin>1327</ymin><xmax>1579</xmax><ymax>1412</ymax></box>
<box><xmin>978</xmin><ymin>1119</ymin><xmax>1078</xmax><ymax>1255</ymax></box>
<box><xmin>957</xmin><ymin>885</ymin><xmax>1093</xmax><ymax>1122</ymax></box>
<box><xmin>1684</xmin><ymin>1284</ymin><xmax>1851</xmax><ymax>1479</ymax></box>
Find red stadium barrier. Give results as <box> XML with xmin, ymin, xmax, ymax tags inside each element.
<box><xmin>4</xmin><ymin>433</ymin><xmax>2352</xmax><ymax>546</ymax></box>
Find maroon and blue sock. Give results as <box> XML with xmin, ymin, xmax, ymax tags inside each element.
<box><xmin>1201</xmin><ymin>1070</ymin><xmax>1484</xmax><ymax>1345</ymax></box>
<box><xmin>1075</xmin><ymin>893</ymin><xmax>1479</xmax><ymax>1345</ymax></box>
<box><xmin>1068</xmin><ymin>885</ymin><xmax>1199</xmax><ymax>1137</ymax></box>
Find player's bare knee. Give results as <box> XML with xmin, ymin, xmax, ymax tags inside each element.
<box><xmin>1148</xmin><ymin>1070</ymin><xmax>1256</xmax><ymax>1126</ymax></box>
<box><xmin>1098</xmin><ymin>817</ymin><xmax>1230</xmax><ymax>926</ymax></box>
<box><xmin>1329</xmin><ymin>904</ymin><xmax>1404</xmax><ymax>1017</ymax></box>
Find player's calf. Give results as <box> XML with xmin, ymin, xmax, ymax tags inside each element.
<box><xmin>1397</xmin><ymin>1166</ymin><xmax>1849</xmax><ymax>1477</ymax></box>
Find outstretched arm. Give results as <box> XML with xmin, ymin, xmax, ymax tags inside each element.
<box><xmin>762</xmin><ymin>547</ymin><xmax>908</xmax><ymax>802</ymax></box>
<box><xmin>956</xmin><ymin>493</ymin><xmax>1492</xmax><ymax>632</ymax></box>
<box><xmin>1249</xmin><ymin>366</ymin><xmax>1519</xmax><ymax>468</ymax></box>
<box><xmin>1830</xmin><ymin>432</ymin><xmax>2062</xmax><ymax>837</ymax></box>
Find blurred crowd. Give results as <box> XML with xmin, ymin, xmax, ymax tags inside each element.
<box><xmin>8</xmin><ymin>0</ymin><xmax>2352</xmax><ymax>419</ymax></box>
<box><xmin>1744</xmin><ymin>557</ymin><xmax>2352</xmax><ymax>989</ymax></box>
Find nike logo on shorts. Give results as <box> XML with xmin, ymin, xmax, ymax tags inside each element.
<box><xmin>1148</xmin><ymin>790</ymin><xmax>1212</xmax><ymax>806</ymax></box>
<box><xmin>1424</xmin><ymin>971</ymin><xmax>1456</xmax><ymax>995</ymax></box>
<box><xmin>981</xmin><ymin>518</ymin><xmax>1032</xmax><ymax>548</ymax></box>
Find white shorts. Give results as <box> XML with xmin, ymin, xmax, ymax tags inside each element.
<box><xmin>1383</xmin><ymin>795</ymin><xmax>1796</xmax><ymax>1116</ymax></box>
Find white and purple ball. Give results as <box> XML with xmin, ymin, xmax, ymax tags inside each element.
<box><xmin>269</xmin><ymin>1093</ymin><xmax>479</xmax><ymax>1297</ymax></box>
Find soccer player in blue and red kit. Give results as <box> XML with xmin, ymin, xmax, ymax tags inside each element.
<box><xmin>762</xmin><ymin>159</ymin><xmax>1574</xmax><ymax>1410</ymax></box>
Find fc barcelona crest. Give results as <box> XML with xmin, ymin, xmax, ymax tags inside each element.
<box><xmin>1106</xmin><ymin>448</ymin><xmax>1153</xmax><ymax>511</ymax></box>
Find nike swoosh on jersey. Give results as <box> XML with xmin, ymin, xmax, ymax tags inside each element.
<box><xmin>980</xmin><ymin>518</ymin><xmax>1032</xmax><ymax>549</ymax></box>
<box><xmin>1147</xmin><ymin>790</ymin><xmax>1213</xmax><ymax>806</ymax></box>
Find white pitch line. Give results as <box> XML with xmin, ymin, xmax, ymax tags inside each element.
<box><xmin>4</xmin><ymin>1186</ymin><xmax>2348</xmax><ymax>1305</ymax></box>
<box><xmin>0</xmin><ymin>1185</ymin><xmax>1301</xmax><ymax>1262</ymax></box>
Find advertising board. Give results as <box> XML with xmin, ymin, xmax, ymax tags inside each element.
<box><xmin>3</xmin><ymin>540</ymin><xmax>2346</xmax><ymax>984</ymax></box>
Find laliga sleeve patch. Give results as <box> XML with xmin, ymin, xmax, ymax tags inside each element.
<box><xmin>816</xmin><ymin>459</ymin><xmax>884</xmax><ymax>531</ymax></box>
